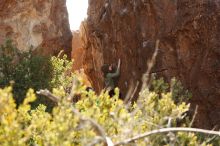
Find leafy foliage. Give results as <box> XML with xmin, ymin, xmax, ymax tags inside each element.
<box><xmin>0</xmin><ymin>79</ymin><xmax>219</xmax><ymax>145</ymax></box>
<box><xmin>49</xmin><ymin>52</ymin><xmax>74</xmax><ymax>89</ymax></box>
<box><xmin>0</xmin><ymin>40</ymin><xmax>73</xmax><ymax>108</ymax></box>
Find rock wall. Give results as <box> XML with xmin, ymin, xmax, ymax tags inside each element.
<box><xmin>74</xmin><ymin>0</ymin><xmax>220</xmax><ymax>129</ymax></box>
<box><xmin>72</xmin><ymin>30</ymin><xmax>85</xmax><ymax>70</ymax></box>
<box><xmin>71</xmin><ymin>23</ymin><xmax>92</xmax><ymax>88</ymax></box>
<box><xmin>0</xmin><ymin>0</ymin><xmax>72</xmax><ymax>56</ymax></box>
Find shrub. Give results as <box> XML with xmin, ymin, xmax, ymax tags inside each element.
<box><xmin>0</xmin><ymin>78</ymin><xmax>219</xmax><ymax>145</ymax></box>
<box><xmin>0</xmin><ymin>40</ymin><xmax>73</xmax><ymax>109</ymax></box>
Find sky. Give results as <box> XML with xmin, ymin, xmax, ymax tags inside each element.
<box><xmin>66</xmin><ymin>0</ymin><xmax>88</xmax><ymax>31</ymax></box>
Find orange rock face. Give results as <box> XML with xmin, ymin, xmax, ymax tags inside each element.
<box><xmin>0</xmin><ymin>0</ymin><xmax>72</xmax><ymax>56</ymax></box>
<box><xmin>72</xmin><ymin>31</ymin><xmax>85</xmax><ymax>70</ymax></box>
<box><xmin>71</xmin><ymin>24</ymin><xmax>92</xmax><ymax>87</ymax></box>
<box><xmin>75</xmin><ymin>0</ymin><xmax>220</xmax><ymax>129</ymax></box>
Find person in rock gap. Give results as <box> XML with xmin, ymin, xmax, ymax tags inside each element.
<box><xmin>101</xmin><ymin>59</ymin><xmax>121</xmax><ymax>98</ymax></box>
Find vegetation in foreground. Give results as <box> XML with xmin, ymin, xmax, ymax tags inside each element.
<box><xmin>0</xmin><ymin>41</ymin><xmax>219</xmax><ymax>145</ymax></box>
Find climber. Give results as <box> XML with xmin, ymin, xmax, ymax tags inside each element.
<box><xmin>101</xmin><ymin>59</ymin><xmax>121</xmax><ymax>97</ymax></box>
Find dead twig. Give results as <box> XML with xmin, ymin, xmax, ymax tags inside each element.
<box><xmin>66</xmin><ymin>78</ymin><xmax>78</xmax><ymax>101</ymax></box>
<box><xmin>141</xmin><ymin>40</ymin><xmax>160</xmax><ymax>91</ymax></box>
<box><xmin>72</xmin><ymin>109</ymin><xmax>113</xmax><ymax>146</ymax></box>
<box><xmin>114</xmin><ymin>127</ymin><xmax>220</xmax><ymax>146</ymax></box>
<box><xmin>124</xmin><ymin>81</ymin><xmax>139</xmax><ymax>104</ymax></box>
<box><xmin>36</xmin><ymin>89</ymin><xmax>60</xmax><ymax>103</ymax></box>
<box><xmin>190</xmin><ymin>105</ymin><xmax>198</xmax><ymax>127</ymax></box>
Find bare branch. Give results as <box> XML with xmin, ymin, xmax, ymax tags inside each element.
<box><xmin>88</xmin><ymin>137</ymin><xmax>103</xmax><ymax>146</ymax></box>
<box><xmin>141</xmin><ymin>40</ymin><xmax>160</xmax><ymax>91</ymax></box>
<box><xmin>124</xmin><ymin>81</ymin><xmax>139</xmax><ymax>104</ymax></box>
<box><xmin>66</xmin><ymin>78</ymin><xmax>78</xmax><ymax>101</ymax></box>
<box><xmin>57</xmin><ymin>50</ymin><xmax>64</xmax><ymax>58</ymax></box>
<box><xmin>190</xmin><ymin>105</ymin><xmax>198</xmax><ymax>127</ymax></box>
<box><xmin>130</xmin><ymin>81</ymin><xmax>139</xmax><ymax>101</ymax></box>
<box><xmin>36</xmin><ymin>89</ymin><xmax>60</xmax><ymax>103</ymax></box>
<box><xmin>72</xmin><ymin>109</ymin><xmax>113</xmax><ymax>146</ymax></box>
<box><xmin>37</xmin><ymin>77</ymin><xmax>79</xmax><ymax>103</ymax></box>
<box><xmin>114</xmin><ymin>127</ymin><xmax>220</xmax><ymax>146</ymax></box>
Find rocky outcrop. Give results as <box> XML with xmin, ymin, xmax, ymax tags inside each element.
<box><xmin>72</xmin><ymin>30</ymin><xmax>85</xmax><ymax>70</ymax></box>
<box><xmin>74</xmin><ymin>0</ymin><xmax>220</xmax><ymax>129</ymax></box>
<box><xmin>0</xmin><ymin>0</ymin><xmax>72</xmax><ymax>56</ymax></box>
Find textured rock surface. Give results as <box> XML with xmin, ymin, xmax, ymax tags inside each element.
<box><xmin>0</xmin><ymin>0</ymin><xmax>72</xmax><ymax>56</ymax></box>
<box><xmin>72</xmin><ymin>30</ymin><xmax>85</xmax><ymax>70</ymax></box>
<box><xmin>71</xmin><ymin>24</ymin><xmax>92</xmax><ymax>87</ymax></box>
<box><xmin>75</xmin><ymin>0</ymin><xmax>220</xmax><ymax>129</ymax></box>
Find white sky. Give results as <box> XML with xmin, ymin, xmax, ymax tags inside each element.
<box><xmin>66</xmin><ymin>0</ymin><xmax>88</xmax><ymax>31</ymax></box>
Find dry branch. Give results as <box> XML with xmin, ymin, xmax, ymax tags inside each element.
<box><xmin>72</xmin><ymin>109</ymin><xmax>113</xmax><ymax>146</ymax></box>
<box><xmin>114</xmin><ymin>127</ymin><xmax>220</xmax><ymax>146</ymax></box>
<box><xmin>124</xmin><ymin>81</ymin><xmax>139</xmax><ymax>104</ymax></box>
<box><xmin>141</xmin><ymin>39</ymin><xmax>160</xmax><ymax>91</ymax></box>
<box><xmin>36</xmin><ymin>89</ymin><xmax>60</xmax><ymax>103</ymax></box>
<box><xmin>190</xmin><ymin>105</ymin><xmax>198</xmax><ymax>127</ymax></box>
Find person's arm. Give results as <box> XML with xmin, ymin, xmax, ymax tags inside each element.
<box><xmin>107</xmin><ymin>59</ymin><xmax>121</xmax><ymax>78</ymax></box>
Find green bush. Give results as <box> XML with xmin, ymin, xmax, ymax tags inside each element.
<box><xmin>0</xmin><ymin>40</ymin><xmax>73</xmax><ymax>109</ymax></box>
